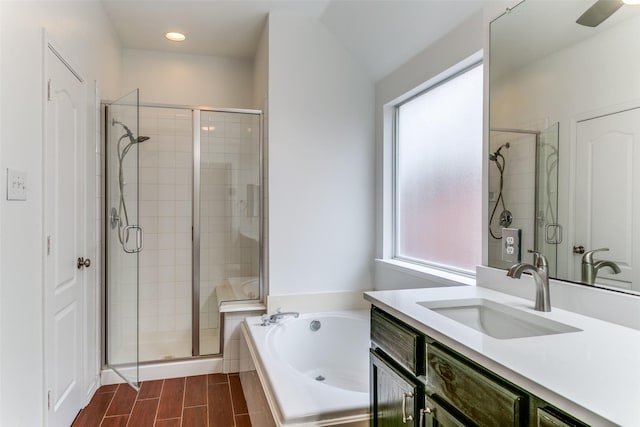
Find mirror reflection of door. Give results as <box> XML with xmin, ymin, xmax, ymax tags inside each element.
<box><xmin>574</xmin><ymin>107</ymin><xmax>640</xmax><ymax>289</ymax></box>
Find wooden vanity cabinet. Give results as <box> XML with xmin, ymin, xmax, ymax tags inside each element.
<box><xmin>370</xmin><ymin>307</ymin><xmax>590</xmax><ymax>427</ymax></box>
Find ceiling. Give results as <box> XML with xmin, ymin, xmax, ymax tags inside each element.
<box><xmin>490</xmin><ymin>0</ymin><xmax>640</xmax><ymax>82</ymax></box>
<box><xmin>101</xmin><ymin>0</ymin><xmax>487</xmax><ymax>81</ymax></box>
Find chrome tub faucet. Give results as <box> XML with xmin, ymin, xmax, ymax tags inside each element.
<box><xmin>507</xmin><ymin>250</ymin><xmax>551</xmax><ymax>312</ymax></box>
<box><xmin>261</xmin><ymin>311</ymin><xmax>300</xmax><ymax>326</ymax></box>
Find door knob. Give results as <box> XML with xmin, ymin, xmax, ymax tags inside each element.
<box><xmin>77</xmin><ymin>257</ymin><xmax>91</xmax><ymax>269</ymax></box>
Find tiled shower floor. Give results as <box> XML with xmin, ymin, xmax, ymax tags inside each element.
<box><xmin>72</xmin><ymin>373</ymin><xmax>251</xmax><ymax>427</ymax></box>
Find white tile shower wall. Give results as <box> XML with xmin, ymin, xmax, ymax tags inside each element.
<box><xmin>223</xmin><ymin>310</ymin><xmax>265</xmax><ymax>373</ymax></box>
<box><xmin>138</xmin><ymin>107</ymin><xmax>193</xmax><ymax>358</ymax></box>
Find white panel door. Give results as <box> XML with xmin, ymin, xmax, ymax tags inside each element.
<box><xmin>44</xmin><ymin>45</ymin><xmax>87</xmax><ymax>427</ymax></box>
<box><xmin>574</xmin><ymin>107</ymin><xmax>640</xmax><ymax>289</ymax></box>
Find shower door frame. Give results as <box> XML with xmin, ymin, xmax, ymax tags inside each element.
<box><xmin>102</xmin><ymin>103</ymin><xmax>264</xmax><ymax>366</ymax></box>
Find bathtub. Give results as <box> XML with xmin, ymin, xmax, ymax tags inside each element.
<box><xmin>240</xmin><ymin>310</ymin><xmax>370</xmax><ymax>427</ymax></box>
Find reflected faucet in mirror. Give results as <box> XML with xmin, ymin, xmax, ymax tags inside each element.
<box><xmin>507</xmin><ymin>250</ymin><xmax>551</xmax><ymax>312</ymax></box>
<box><xmin>581</xmin><ymin>248</ymin><xmax>622</xmax><ymax>285</ymax></box>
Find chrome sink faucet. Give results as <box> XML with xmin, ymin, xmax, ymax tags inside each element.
<box><xmin>260</xmin><ymin>311</ymin><xmax>300</xmax><ymax>326</ymax></box>
<box><xmin>581</xmin><ymin>248</ymin><xmax>621</xmax><ymax>285</ymax></box>
<box><xmin>507</xmin><ymin>250</ymin><xmax>551</xmax><ymax>312</ymax></box>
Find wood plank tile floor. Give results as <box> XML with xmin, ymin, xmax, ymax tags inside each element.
<box><xmin>72</xmin><ymin>373</ymin><xmax>252</xmax><ymax>427</ymax></box>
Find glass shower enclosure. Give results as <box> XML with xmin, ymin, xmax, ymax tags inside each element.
<box><xmin>105</xmin><ymin>101</ymin><xmax>262</xmax><ymax>382</ymax></box>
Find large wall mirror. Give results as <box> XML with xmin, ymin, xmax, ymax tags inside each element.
<box><xmin>488</xmin><ymin>0</ymin><xmax>640</xmax><ymax>296</ymax></box>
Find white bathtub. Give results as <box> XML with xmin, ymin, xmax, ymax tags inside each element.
<box><xmin>240</xmin><ymin>310</ymin><xmax>370</xmax><ymax>427</ymax></box>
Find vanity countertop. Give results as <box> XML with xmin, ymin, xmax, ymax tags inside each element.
<box><xmin>364</xmin><ymin>286</ymin><xmax>640</xmax><ymax>427</ymax></box>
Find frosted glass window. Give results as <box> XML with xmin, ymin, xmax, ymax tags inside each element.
<box><xmin>395</xmin><ymin>64</ymin><xmax>483</xmax><ymax>273</ymax></box>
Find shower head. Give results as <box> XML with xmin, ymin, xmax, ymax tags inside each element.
<box><xmin>112</xmin><ymin>119</ymin><xmax>150</xmax><ymax>144</ymax></box>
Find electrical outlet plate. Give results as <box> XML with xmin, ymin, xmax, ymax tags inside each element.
<box><xmin>502</xmin><ymin>228</ymin><xmax>521</xmax><ymax>263</ymax></box>
<box><xmin>6</xmin><ymin>169</ymin><xmax>27</xmax><ymax>201</ymax></box>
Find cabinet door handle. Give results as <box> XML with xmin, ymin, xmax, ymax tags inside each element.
<box><xmin>402</xmin><ymin>392</ymin><xmax>414</xmax><ymax>423</ymax></box>
<box><xmin>419</xmin><ymin>407</ymin><xmax>433</xmax><ymax>427</ymax></box>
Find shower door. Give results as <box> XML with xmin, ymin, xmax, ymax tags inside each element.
<box><xmin>105</xmin><ymin>89</ymin><xmax>142</xmax><ymax>389</ymax></box>
<box><xmin>535</xmin><ymin>123</ymin><xmax>559</xmax><ymax>276</ymax></box>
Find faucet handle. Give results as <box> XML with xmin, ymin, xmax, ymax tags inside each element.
<box><xmin>527</xmin><ymin>249</ymin><xmax>548</xmax><ymax>269</ymax></box>
<box><xmin>582</xmin><ymin>248</ymin><xmax>609</xmax><ymax>264</ymax></box>
<box><xmin>260</xmin><ymin>314</ymin><xmax>271</xmax><ymax>326</ymax></box>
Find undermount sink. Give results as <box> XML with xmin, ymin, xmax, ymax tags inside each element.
<box><xmin>417</xmin><ymin>298</ymin><xmax>581</xmax><ymax>339</ymax></box>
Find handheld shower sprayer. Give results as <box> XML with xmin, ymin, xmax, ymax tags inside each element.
<box><xmin>110</xmin><ymin>118</ymin><xmax>150</xmax><ymax>251</ymax></box>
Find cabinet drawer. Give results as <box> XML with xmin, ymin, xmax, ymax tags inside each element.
<box><xmin>537</xmin><ymin>408</ymin><xmax>589</xmax><ymax>427</ymax></box>
<box><xmin>371</xmin><ymin>308</ymin><xmax>423</xmax><ymax>375</ymax></box>
<box><xmin>427</xmin><ymin>344</ymin><xmax>525</xmax><ymax>426</ymax></box>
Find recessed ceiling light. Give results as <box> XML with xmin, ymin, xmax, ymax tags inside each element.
<box><xmin>623</xmin><ymin>0</ymin><xmax>640</xmax><ymax>4</ymax></box>
<box><xmin>165</xmin><ymin>32</ymin><xmax>186</xmax><ymax>42</ymax></box>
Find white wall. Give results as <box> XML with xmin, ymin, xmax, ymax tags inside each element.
<box><xmin>121</xmin><ymin>49</ymin><xmax>254</xmax><ymax>108</ymax></box>
<box><xmin>0</xmin><ymin>1</ymin><xmax>121</xmax><ymax>425</ymax></box>
<box><xmin>373</xmin><ymin>11</ymin><xmax>484</xmax><ymax>291</ymax></box>
<box><xmin>267</xmin><ymin>12</ymin><xmax>375</xmax><ymax>296</ymax></box>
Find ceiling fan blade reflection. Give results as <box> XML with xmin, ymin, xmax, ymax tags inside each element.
<box><xmin>576</xmin><ymin>0</ymin><xmax>624</xmax><ymax>27</ymax></box>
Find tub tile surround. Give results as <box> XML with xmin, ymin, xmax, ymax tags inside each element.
<box><xmin>364</xmin><ymin>279</ymin><xmax>640</xmax><ymax>426</ymax></box>
<box><xmin>222</xmin><ymin>306</ymin><xmax>266</xmax><ymax>374</ymax></box>
<box><xmin>266</xmin><ymin>289</ymin><xmax>372</xmax><ymax>314</ymax></box>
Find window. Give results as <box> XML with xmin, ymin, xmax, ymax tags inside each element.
<box><xmin>394</xmin><ymin>63</ymin><xmax>483</xmax><ymax>274</ymax></box>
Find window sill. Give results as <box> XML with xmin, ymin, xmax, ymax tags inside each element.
<box><xmin>375</xmin><ymin>258</ymin><xmax>476</xmax><ymax>287</ymax></box>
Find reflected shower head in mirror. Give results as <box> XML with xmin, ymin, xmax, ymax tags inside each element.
<box><xmin>490</xmin><ymin>142</ymin><xmax>510</xmax><ymax>161</ymax></box>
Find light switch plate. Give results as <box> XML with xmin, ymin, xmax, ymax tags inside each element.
<box><xmin>7</xmin><ymin>169</ymin><xmax>27</xmax><ymax>201</ymax></box>
<box><xmin>502</xmin><ymin>227</ymin><xmax>521</xmax><ymax>263</ymax></box>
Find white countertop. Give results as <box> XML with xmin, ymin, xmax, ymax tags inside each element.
<box><xmin>364</xmin><ymin>286</ymin><xmax>640</xmax><ymax>427</ymax></box>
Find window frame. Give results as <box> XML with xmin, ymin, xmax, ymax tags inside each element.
<box><xmin>390</xmin><ymin>60</ymin><xmax>483</xmax><ymax>277</ymax></box>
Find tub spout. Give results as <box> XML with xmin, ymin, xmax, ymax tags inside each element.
<box><xmin>261</xmin><ymin>311</ymin><xmax>300</xmax><ymax>325</ymax></box>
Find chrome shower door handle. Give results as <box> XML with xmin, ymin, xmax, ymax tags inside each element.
<box><xmin>123</xmin><ymin>225</ymin><xmax>144</xmax><ymax>253</ymax></box>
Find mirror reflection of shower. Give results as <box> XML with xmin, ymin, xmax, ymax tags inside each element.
<box><xmin>488</xmin><ymin>126</ymin><xmax>560</xmax><ymax>272</ymax></box>
<box><xmin>489</xmin><ymin>141</ymin><xmax>511</xmax><ymax>239</ymax></box>
<box><xmin>110</xmin><ymin>118</ymin><xmax>149</xmax><ymax>252</ymax></box>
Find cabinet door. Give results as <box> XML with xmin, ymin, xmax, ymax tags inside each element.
<box><xmin>371</xmin><ymin>350</ymin><xmax>420</xmax><ymax>427</ymax></box>
<box><xmin>422</xmin><ymin>395</ymin><xmax>473</xmax><ymax>427</ymax></box>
